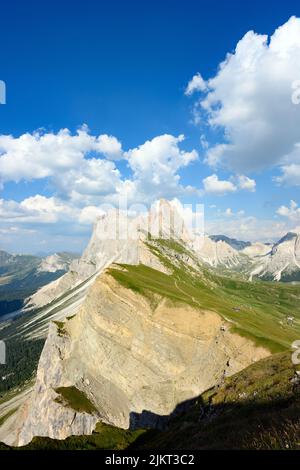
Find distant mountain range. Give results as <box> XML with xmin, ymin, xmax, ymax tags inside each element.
<box><xmin>207</xmin><ymin>231</ymin><xmax>300</xmax><ymax>282</ymax></box>
<box><xmin>0</xmin><ymin>251</ymin><xmax>79</xmax><ymax>316</ymax></box>
<box><xmin>209</xmin><ymin>235</ymin><xmax>252</xmax><ymax>251</ymax></box>
<box><xmin>1</xmin><ymin>216</ymin><xmax>299</xmax><ymax>320</ymax></box>
<box><xmin>10</xmin><ymin>214</ymin><xmax>300</xmax><ymax>316</ymax></box>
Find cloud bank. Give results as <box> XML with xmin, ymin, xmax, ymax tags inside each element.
<box><xmin>0</xmin><ymin>128</ymin><xmax>199</xmax><ymax>229</ymax></box>
<box><xmin>187</xmin><ymin>16</ymin><xmax>300</xmax><ymax>184</ymax></box>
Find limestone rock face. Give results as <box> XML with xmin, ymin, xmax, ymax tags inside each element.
<box><xmin>196</xmin><ymin>236</ymin><xmax>241</xmax><ymax>268</ymax></box>
<box><xmin>16</xmin><ymin>323</ymin><xmax>99</xmax><ymax>445</ymax></box>
<box><xmin>16</xmin><ymin>269</ymin><xmax>268</xmax><ymax>446</ymax></box>
<box><xmin>37</xmin><ymin>252</ymin><xmax>78</xmax><ymax>274</ymax></box>
<box><xmin>249</xmin><ymin>232</ymin><xmax>300</xmax><ymax>281</ymax></box>
<box><xmin>28</xmin><ymin>211</ymin><xmax>140</xmax><ymax>308</ymax></box>
<box><xmin>241</xmin><ymin>242</ymin><xmax>271</xmax><ymax>258</ymax></box>
<box><xmin>27</xmin><ymin>199</ymin><xmax>300</xmax><ymax>312</ymax></box>
<box><xmin>27</xmin><ymin>200</ymin><xmax>185</xmax><ymax>308</ymax></box>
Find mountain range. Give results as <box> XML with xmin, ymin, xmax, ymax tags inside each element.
<box><xmin>0</xmin><ymin>251</ymin><xmax>79</xmax><ymax>317</ymax></box>
<box><xmin>205</xmin><ymin>231</ymin><xmax>300</xmax><ymax>282</ymax></box>
<box><xmin>24</xmin><ymin>212</ymin><xmax>300</xmax><ymax>315</ymax></box>
<box><xmin>0</xmin><ymin>200</ymin><xmax>299</xmax><ymax>449</ymax></box>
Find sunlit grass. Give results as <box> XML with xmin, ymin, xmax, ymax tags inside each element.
<box><xmin>108</xmin><ymin>238</ymin><xmax>300</xmax><ymax>352</ymax></box>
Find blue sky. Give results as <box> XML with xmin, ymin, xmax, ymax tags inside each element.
<box><xmin>1</xmin><ymin>0</ymin><xmax>300</xmax><ymax>253</ymax></box>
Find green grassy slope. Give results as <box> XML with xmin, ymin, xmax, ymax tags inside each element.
<box><xmin>108</xmin><ymin>238</ymin><xmax>300</xmax><ymax>353</ymax></box>
<box><xmin>132</xmin><ymin>351</ymin><xmax>300</xmax><ymax>450</ymax></box>
<box><xmin>54</xmin><ymin>386</ymin><xmax>98</xmax><ymax>414</ymax></box>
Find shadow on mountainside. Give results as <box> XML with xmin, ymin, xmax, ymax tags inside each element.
<box><xmin>128</xmin><ymin>394</ymin><xmax>300</xmax><ymax>450</ymax></box>
<box><xmin>0</xmin><ymin>351</ymin><xmax>300</xmax><ymax>450</ymax></box>
<box><xmin>129</xmin><ymin>352</ymin><xmax>300</xmax><ymax>450</ymax></box>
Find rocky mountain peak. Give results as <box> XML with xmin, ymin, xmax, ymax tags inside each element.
<box><xmin>27</xmin><ymin>201</ymin><xmax>300</xmax><ymax>310</ymax></box>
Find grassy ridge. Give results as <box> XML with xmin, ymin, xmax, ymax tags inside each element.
<box><xmin>132</xmin><ymin>352</ymin><xmax>300</xmax><ymax>450</ymax></box>
<box><xmin>108</xmin><ymin>238</ymin><xmax>300</xmax><ymax>352</ymax></box>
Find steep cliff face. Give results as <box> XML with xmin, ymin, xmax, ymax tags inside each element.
<box><xmin>16</xmin><ymin>323</ymin><xmax>99</xmax><ymax>445</ymax></box>
<box><xmin>27</xmin><ymin>211</ymin><xmax>140</xmax><ymax>308</ymax></box>
<box><xmin>15</xmin><ymin>261</ymin><xmax>268</xmax><ymax>446</ymax></box>
<box><xmin>249</xmin><ymin>232</ymin><xmax>300</xmax><ymax>281</ymax></box>
<box><xmin>196</xmin><ymin>236</ymin><xmax>241</xmax><ymax>268</ymax></box>
<box><xmin>26</xmin><ymin>201</ymin><xmax>300</xmax><ymax>313</ymax></box>
<box><xmin>27</xmin><ymin>201</ymin><xmax>185</xmax><ymax>309</ymax></box>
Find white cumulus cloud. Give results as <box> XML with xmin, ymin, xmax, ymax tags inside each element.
<box><xmin>236</xmin><ymin>175</ymin><xmax>256</xmax><ymax>191</ymax></box>
<box><xmin>0</xmin><ymin>195</ymin><xmax>74</xmax><ymax>224</ymax></box>
<box><xmin>206</xmin><ymin>213</ymin><xmax>288</xmax><ymax>243</ymax></box>
<box><xmin>0</xmin><ymin>129</ymin><xmax>200</xmax><ymax>241</ymax></box>
<box><xmin>0</xmin><ymin>127</ymin><xmax>123</xmax><ymax>186</ymax></box>
<box><xmin>277</xmin><ymin>200</ymin><xmax>300</xmax><ymax>223</ymax></box>
<box><xmin>95</xmin><ymin>134</ymin><xmax>123</xmax><ymax>160</ymax></box>
<box><xmin>203</xmin><ymin>174</ymin><xmax>237</xmax><ymax>194</ymax></box>
<box><xmin>187</xmin><ymin>17</ymin><xmax>300</xmax><ymax>181</ymax></box>
<box><xmin>78</xmin><ymin>206</ymin><xmax>106</xmax><ymax>224</ymax></box>
<box><xmin>185</xmin><ymin>73</ymin><xmax>207</xmax><ymax>95</ymax></box>
<box><xmin>125</xmin><ymin>134</ymin><xmax>198</xmax><ymax>202</ymax></box>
